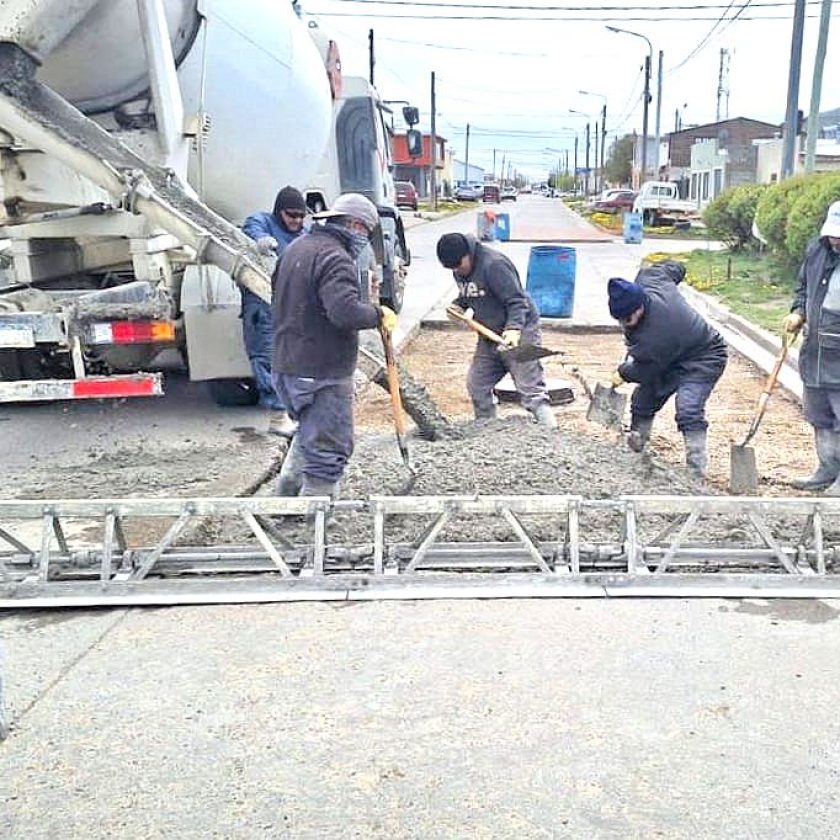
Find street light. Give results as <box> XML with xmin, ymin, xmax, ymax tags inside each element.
<box><xmin>606</xmin><ymin>25</ymin><xmax>652</xmax><ymax>185</ymax></box>
<box><xmin>579</xmin><ymin>90</ymin><xmax>607</xmax><ymax>193</ymax></box>
<box><xmin>569</xmin><ymin>109</ymin><xmax>594</xmax><ymax>196</ymax></box>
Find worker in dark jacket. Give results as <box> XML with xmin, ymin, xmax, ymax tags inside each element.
<box><xmin>783</xmin><ymin>201</ymin><xmax>840</xmax><ymax>494</ymax></box>
<box><xmin>609</xmin><ymin>260</ymin><xmax>727</xmax><ymax>477</ymax></box>
<box><xmin>242</xmin><ymin>185</ymin><xmax>307</xmax><ymax>437</ymax></box>
<box><xmin>271</xmin><ymin>192</ymin><xmax>397</xmax><ymax>498</ymax></box>
<box><xmin>436</xmin><ymin>232</ymin><xmax>557</xmax><ymax>428</ymax></box>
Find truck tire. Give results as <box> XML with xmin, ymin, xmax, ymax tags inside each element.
<box><xmin>382</xmin><ymin>240</ymin><xmax>408</xmax><ymax>313</ymax></box>
<box><xmin>206</xmin><ymin>378</ymin><xmax>260</xmax><ymax>407</ymax></box>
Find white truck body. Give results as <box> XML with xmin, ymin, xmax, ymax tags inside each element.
<box><xmin>0</xmin><ymin>0</ymin><xmax>334</xmax><ymax>404</ymax></box>
<box><xmin>632</xmin><ymin>181</ymin><xmax>697</xmax><ymax>226</ymax></box>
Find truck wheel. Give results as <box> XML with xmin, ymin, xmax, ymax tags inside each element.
<box><xmin>206</xmin><ymin>378</ymin><xmax>260</xmax><ymax>407</ymax></box>
<box><xmin>382</xmin><ymin>241</ymin><xmax>408</xmax><ymax>313</ymax></box>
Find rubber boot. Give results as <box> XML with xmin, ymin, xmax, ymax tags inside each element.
<box><xmin>275</xmin><ymin>436</ymin><xmax>304</xmax><ymax>497</ymax></box>
<box><xmin>627</xmin><ymin>416</ymin><xmax>654</xmax><ymax>453</ymax></box>
<box><xmin>683</xmin><ymin>429</ymin><xmax>708</xmax><ymax>478</ymax></box>
<box><xmin>473</xmin><ymin>403</ymin><xmax>497</xmax><ymax>421</ymax></box>
<box><xmin>532</xmin><ymin>402</ymin><xmax>558</xmax><ymax>429</ymax></box>
<box><xmin>300</xmin><ymin>474</ymin><xmax>340</xmax><ymax>500</ymax></box>
<box><xmin>268</xmin><ymin>409</ymin><xmax>297</xmax><ymax>438</ymax></box>
<box><xmin>792</xmin><ymin>428</ymin><xmax>839</xmax><ymax>491</ymax></box>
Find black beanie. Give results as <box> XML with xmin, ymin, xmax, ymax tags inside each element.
<box><xmin>437</xmin><ymin>233</ymin><xmax>470</xmax><ymax>268</ymax></box>
<box><xmin>608</xmin><ymin>278</ymin><xmax>646</xmax><ymax>320</ymax></box>
<box><xmin>273</xmin><ymin>185</ymin><xmax>306</xmax><ymax>216</ymax></box>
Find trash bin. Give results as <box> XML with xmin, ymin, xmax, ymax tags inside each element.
<box><xmin>623</xmin><ymin>211</ymin><xmax>643</xmax><ymax>244</ymax></box>
<box><xmin>494</xmin><ymin>212</ymin><xmax>510</xmax><ymax>241</ymax></box>
<box><xmin>526</xmin><ymin>245</ymin><xmax>576</xmax><ymax>318</ymax></box>
<box><xmin>477</xmin><ymin>210</ymin><xmax>497</xmax><ymax>241</ymax></box>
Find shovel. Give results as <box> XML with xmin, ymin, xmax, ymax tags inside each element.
<box><xmin>729</xmin><ymin>333</ymin><xmax>792</xmax><ymax>494</ymax></box>
<box><xmin>378</xmin><ymin>324</ymin><xmax>418</xmax><ymax>490</ymax></box>
<box><xmin>569</xmin><ymin>366</ymin><xmax>627</xmax><ymax>429</ymax></box>
<box><xmin>446</xmin><ymin>305</ymin><xmax>563</xmax><ymax>363</ymax></box>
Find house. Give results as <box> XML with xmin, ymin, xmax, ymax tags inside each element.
<box><xmin>391</xmin><ymin>133</ymin><xmax>447</xmax><ymax>198</ymax></box>
<box><xmin>755</xmin><ymin>136</ymin><xmax>840</xmax><ymax>183</ymax></box>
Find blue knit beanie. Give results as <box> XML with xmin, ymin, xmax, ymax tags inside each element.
<box><xmin>608</xmin><ymin>278</ymin><xmax>646</xmax><ymax>320</ymax></box>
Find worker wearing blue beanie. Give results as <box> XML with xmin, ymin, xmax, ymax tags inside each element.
<box><xmin>608</xmin><ymin>261</ymin><xmax>728</xmax><ymax>478</ymax></box>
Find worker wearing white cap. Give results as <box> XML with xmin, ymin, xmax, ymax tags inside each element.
<box><xmin>784</xmin><ymin>200</ymin><xmax>840</xmax><ymax>494</ymax></box>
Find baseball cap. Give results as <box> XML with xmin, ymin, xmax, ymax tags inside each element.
<box><xmin>821</xmin><ymin>201</ymin><xmax>840</xmax><ymax>238</ymax></box>
<box><xmin>313</xmin><ymin>192</ymin><xmax>379</xmax><ymax>231</ymax></box>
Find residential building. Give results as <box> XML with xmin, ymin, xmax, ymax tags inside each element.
<box><xmin>756</xmin><ymin>136</ymin><xmax>840</xmax><ymax>183</ymax></box>
<box><xmin>391</xmin><ymin>133</ymin><xmax>447</xmax><ymax>198</ymax></box>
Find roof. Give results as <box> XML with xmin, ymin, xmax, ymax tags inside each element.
<box><xmin>667</xmin><ymin>116</ymin><xmax>779</xmax><ymax>139</ymax></box>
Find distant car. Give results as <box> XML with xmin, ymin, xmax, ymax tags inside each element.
<box><xmin>592</xmin><ymin>190</ymin><xmax>637</xmax><ymax>214</ymax></box>
<box><xmin>455</xmin><ymin>184</ymin><xmax>480</xmax><ymax>201</ymax></box>
<box><xmin>500</xmin><ymin>186</ymin><xmax>517</xmax><ymax>202</ymax></box>
<box><xmin>394</xmin><ymin>180</ymin><xmax>418</xmax><ymax>211</ymax></box>
<box><xmin>483</xmin><ymin>184</ymin><xmax>501</xmax><ymax>203</ymax></box>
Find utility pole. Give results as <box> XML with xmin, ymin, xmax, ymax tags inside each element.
<box><xmin>654</xmin><ymin>50</ymin><xmax>663</xmax><ymax>178</ymax></box>
<box><xmin>492</xmin><ymin>148</ymin><xmax>496</xmax><ymax>181</ymax></box>
<box><xmin>594</xmin><ymin>121</ymin><xmax>600</xmax><ymax>195</ymax></box>
<box><xmin>574</xmin><ymin>135</ymin><xmax>579</xmax><ymax>193</ymax></box>
<box><xmin>782</xmin><ymin>0</ymin><xmax>806</xmax><ymax>179</ymax></box>
<box><xmin>500</xmin><ymin>152</ymin><xmax>506</xmax><ymax>186</ymax></box>
<box><xmin>641</xmin><ymin>54</ymin><xmax>651</xmax><ymax>184</ymax></box>
<box><xmin>716</xmin><ymin>48</ymin><xmax>730</xmax><ymax>122</ymax></box>
<box><xmin>805</xmin><ymin>0</ymin><xmax>832</xmax><ymax>172</ymax></box>
<box><xmin>464</xmin><ymin>122</ymin><xmax>470</xmax><ymax>186</ymax></box>
<box><xmin>368</xmin><ymin>29</ymin><xmax>375</xmax><ymax>86</ymax></box>
<box><xmin>584</xmin><ymin>122</ymin><xmax>591</xmax><ymax>195</ymax></box>
<box><xmin>600</xmin><ymin>104</ymin><xmax>607</xmax><ymax>186</ymax></box>
<box><xmin>430</xmin><ymin>71</ymin><xmax>437</xmax><ymax>210</ymax></box>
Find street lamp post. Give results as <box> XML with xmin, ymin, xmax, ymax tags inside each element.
<box><xmin>579</xmin><ymin>90</ymin><xmax>607</xmax><ymax>192</ymax></box>
<box><xmin>569</xmin><ymin>109</ymin><xmax>595</xmax><ymax>195</ymax></box>
<box><xmin>606</xmin><ymin>25</ymin><xmax>652</xmax><ymax>185</ymax></box>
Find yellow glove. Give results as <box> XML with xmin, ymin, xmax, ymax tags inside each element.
<box><xmin>501</xmin><ymin>328</ymin><xmax>521</xmax><ymax>348</ymax></box>
<box><xmin>611</xmin><ymin>370</ymin><xmax>625</xmax><ymax>388</ymax></box>
<box><xmin>782</xmin><ymin>312</ymin><xmax>804</xmax><ymax>334</ymax></box>
<box><xmin>379</xmin><ymin>305</ymin><xmax>398</xmax><ymax>333</ymax></box>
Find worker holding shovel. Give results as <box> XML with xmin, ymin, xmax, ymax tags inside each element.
<box><xmin>608</xmin><ymin>261</ymin><xmax>728</xmax><ymax>478</ymax></box>
<box><xmin>436</xmin><ymin>232</ymin><xmax>557</xmax><ymax>428</ymax></box>
<box><xmin>784</xmin><ymin>201</ymin><xmax>840</xmax><ymax>494</ymax></box>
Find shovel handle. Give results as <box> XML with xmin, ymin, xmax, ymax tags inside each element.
<box><xmin>740</xmin><ymin>335</ymin><xmax>792</xmax><ymax>445</ymax></box>
<box><xmin>446</xmin><ymin>305</ymin><xmax>507</xmax><ymax>347</ymax></box>
<box><xmin>379</xmin><ymin>325</ymin><xmax>408</xmax><ymax>439</ymax></box>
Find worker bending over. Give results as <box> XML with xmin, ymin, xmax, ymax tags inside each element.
<box><xmin>784</xmin><ymin>201</ymin><xmax>840</xmax><ymax>494</ymax></box>
<box><xmin>436</xmin><ymin>232</ymin><xmax>557</xmax><ymax>429</ymax></box>
<box><xmin>242</xmin><ymin>185</ymin><xmax>307</xmax><ymax>437</ymax></box>
<box><xmin>271</xmin><ymin>193</ymin><xmax>397</xmax><ymax>498</ymax></box>
<box><xmin>608</xmin><ymin>261</ymin><xmax>727</xmax><ymax>477</ymax></box>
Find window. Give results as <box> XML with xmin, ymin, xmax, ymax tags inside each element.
<box><xmin>713</xmin><ymin>168</ymin><xmax>723</xmax><ymax>197</ymax></box>
<box><xmin>690</xmin><ymin>173</ymin><xmax>698</xmax><ymax>200</ymax></box>
<box><xmin>701</xmin><ymin>171</ymin><xmax>710</xmax><ymax>200</ymax></box>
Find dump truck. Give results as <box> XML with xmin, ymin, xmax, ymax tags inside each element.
<box><xmin>0</xmin><ymin>0</ymin><xmax>400</xmax><ymax>406</ymax></box>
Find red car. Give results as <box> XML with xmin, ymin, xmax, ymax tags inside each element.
<box><xmin>395</xmin><ymin>180</ymin><xmax>418</xmax><ymax>211</ymax></box>
<box><xmin>593</xmin><ymin>190</ymin><xmax>637</xmax><ymax>214</ymax></box>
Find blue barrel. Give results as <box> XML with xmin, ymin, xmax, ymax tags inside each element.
<box><xmin>526</xmin><ymin>246</ymin><xmax>576</xmax><ymax>318</ymax></box>
<box><xmin>495</xmin><ymin>212</ymin><xmax>510</xmax><ymax>241</ymax></box>
<box><xmin>623</xmin><ymin>211</ymin><xmax>643</xmax><ymax>244</ymax></box>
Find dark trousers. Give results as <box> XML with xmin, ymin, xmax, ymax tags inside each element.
<box><xmin>631</xmin><ymin>372</ymin><xmax>722</xmax><ymax>433</ymax></box>
<box><xmin>241</xmin><ymin>289</ymin><xmax>284</xmax><ymax>411</ymax></box>
<box><xmin>272</xmin><ymin>373</ymin><xmax>354</xmax><ymax>483</ymax></box>
<box><xmin>803</xmin><ymin>387</ymin><xmax>840</xmax><ymax>430</ymax></box>
<box><xmin>467</xmin><ymin>323</ymin><xmax>549</xmax><ymax>413</ymax></box>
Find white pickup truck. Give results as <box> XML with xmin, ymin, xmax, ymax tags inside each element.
<box><xmin>632</xmin><ymin>181</ymin><xmax>697</xmax><ymax>226</ymax></box>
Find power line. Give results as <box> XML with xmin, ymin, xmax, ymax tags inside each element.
<box><xmin>329</xmin><ymin>0</ymin><xmax>819</xmax><ymax>8</ymax></box>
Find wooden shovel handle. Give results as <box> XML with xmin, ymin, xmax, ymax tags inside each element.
<box><xmin>446</xmin><ymin>305</ymin><xmax>506</xmax><ymax>347</ymax></box>
<box><xmin>379</xmin><ymin>325</ymin><xmax>408</xmax><ymax>437</ymax></box>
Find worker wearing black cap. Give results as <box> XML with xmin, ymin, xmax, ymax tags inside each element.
<box><xmin>242</xmin><ymin>185</ymin><xmax>308</xmax><ymax>437</ymax></box>
<box><xmin>436</xmin><ymin>232</ymin><xmax>556</xmax><ymax>428</ymax></box>
<box><xmin>608</xmin><ymin>261</ymin><xmax>728</xmax><ymax>477</ymax></box>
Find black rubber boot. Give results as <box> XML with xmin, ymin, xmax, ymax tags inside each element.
<box><xmin>473</xmin><ymin>403</ymin><xmax>497</xmax><ymax>420</ymax></box>
<box><xmin>300</xmin><ymin>474</ymin><xmax>340</xmax><ymax>500</ymax></box>
<box><xmin>275</xmin><ymin>436</ymin><xmax>304</xmax><ymax>497</ymax></box>
<box><xmin>683</xmin><ymin>429</ymin><xmax>708</xmax><ymax>478</ymax></box>
<box><xmin>792</xmin><ymin>428</ymin><xmax>840</xmax><ymax>491</ymax></box>
<box><xmin>627</xmin><ymin>416</ymin><xmax>654</xmax><ymax>453</ymax></box>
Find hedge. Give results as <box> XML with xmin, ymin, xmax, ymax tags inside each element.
<box><xmin>702</xmin><ymin>184</ymin><xmax>767</xmax><ymax>250</ymax></box>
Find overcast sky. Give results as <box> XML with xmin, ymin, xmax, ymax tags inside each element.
<box><xmin>300</xmin><ymin>0</ymin><xmax>839</xmax><ymax>181</ymax></box>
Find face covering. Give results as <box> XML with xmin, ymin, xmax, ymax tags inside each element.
<box><xmin>348</xmin><ymin>231</ymin><xmax>370</xmax><ymax>259</ymax></box>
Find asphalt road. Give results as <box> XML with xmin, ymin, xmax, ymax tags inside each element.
<box><xmin>4</xmin><ymin>199</ymin><xmax>836</xmax><ymax>838</ymax></box>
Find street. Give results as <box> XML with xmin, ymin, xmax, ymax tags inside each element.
<box><xmin>3</xmin><ymin>198</ymin><xmax>839</xmax><ymax>839</ymax></box>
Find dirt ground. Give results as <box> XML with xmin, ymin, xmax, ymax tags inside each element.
<box><xmin>357</xmin><ymin>326</ymin><xmax>814</xmax><ymax>496</ymax></box>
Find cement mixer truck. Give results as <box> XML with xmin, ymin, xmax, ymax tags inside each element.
<box><xmin>0</xmin><ymin>0</ymin><xmax>408</xmax><ymax>406</ymax></box>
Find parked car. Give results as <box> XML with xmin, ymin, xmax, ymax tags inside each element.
<box><xmin>455</xmin><ymin>184</ymin><xmax>480</xmax><ymax>201</ymax></box>
<box><xmin>394</xmin><ymin>180</ymin><xmax>418</xmax><ymax>211</ymax></box>
<box><xmin>592</xmin><ymin>190</ymin><xmax>637</xmax><ymax>214</ymax></box>
<box><xmin>500</xmin><ymin>186</ymin><xmax>517</xmax><ymax>201</ymax></box>
<box><xmin>483</xmin><ymin>183</ymin><xmax>501</xmax><ymax>203</ymax></box>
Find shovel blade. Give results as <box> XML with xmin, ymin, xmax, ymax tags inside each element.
<box><xmin>586</xmin><ymin>382</ymin><xmax>627</xmax><ymax>429</ymax></box>
<box><xmin>501</xmin><ymin>344</ymin><xmax>563</xmax><ymax>363</ymax></box>
<box><xmin>730</xmin><ymin>443</ymin><xmax>758</xmax><ymax>494</ymax></box>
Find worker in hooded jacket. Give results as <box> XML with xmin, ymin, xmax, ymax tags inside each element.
<box><xmin>608</xmin><ymin>260</ymin><xmax>728</xmax><ymax>477</ymax></box>
<box><xmin>783</xmin><ymin>201</ymin><xmax>840</xmax><ymax>494</ymax></box>
<box><xmin>436</xmin><ymin>232</ymin><xmax>557</xmax><ymax>428</ymax></box>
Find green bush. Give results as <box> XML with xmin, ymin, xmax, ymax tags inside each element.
<box><xmin>702</xmin><ymin>184</ymin><xmax>767</xmax><ymax>249</ymax></box>
<box><xmin>785</xmin><ymin>173</ymin><xmax>840</xmax><ymax>263</ymax></box>
<box><xmin>754</xmin><ymin>172</ymin><xmax>823</xmax><ymax>255</ymax></box>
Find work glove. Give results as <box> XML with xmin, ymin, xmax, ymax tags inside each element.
<box><xmin>782</xmin><ymin>312</ymin><xmax>804</xmax><ymax>334</ymax></box>
<box><xmin>254</xmin><ymin>235</ymin><xmax>278</xmax><ymax>256</ymax></box>
<box><xmin>379</xmin><ymin>305</ymin><xmax>398</xmax><ymax>333</ymax></box>
<box><xmin>611</xmin><ymin>369</ymin><xmax>625</xmax><ymax>388</ymax></box>
<box><xmin>501</xmin><ymin>328</ymin><xmax>521</xmax><ymax>348</ymax></box>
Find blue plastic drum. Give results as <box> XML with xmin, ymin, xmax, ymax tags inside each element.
<box><xmin>495</xmin><ymin>212</ymin><xmax>510</xmax><ymax>241</ymax></box>
<box><xmin>525</xmin><ymin>246</ymin><xmax>576</xmax><ymax>318</ymax></box>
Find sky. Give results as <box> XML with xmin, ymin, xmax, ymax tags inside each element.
<box><xmin>299</xmin><ymin>0</ymin><xmax>840</xmax><ymax>182</ymax></box>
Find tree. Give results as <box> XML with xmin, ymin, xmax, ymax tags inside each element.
<box><xmin>603</xmin><ymin>134</ymin><xmax>634</xmax><ymax>187</ymax></box>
